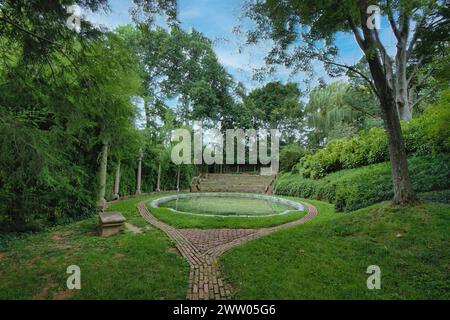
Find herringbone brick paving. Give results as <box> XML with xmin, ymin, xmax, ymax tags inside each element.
<box><xmin>137</xmin><ymin>200</ymin><xmax>318</xmax><ymax>300</ymax></box>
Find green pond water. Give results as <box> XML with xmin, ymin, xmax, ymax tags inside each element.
<box><xmin>160</xmin><ymin>196</ymin><xmax>295</xmax><ymax>216</ymax></box>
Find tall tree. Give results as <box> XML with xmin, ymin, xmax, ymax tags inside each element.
<box><xmin>305</xmin><ymin>81</ymin><xmax>379</xmax><ymax>146</ymax></box>
<box><xmin>117</xmin><ymin>24</ymin><xmax>238</xmax><ymax>128</ymax></box>
<box><xmin>242</xmin><ymin>0</ymin><xmax>448</xmax><ymax>205</ymax></box>
<box><xmin>0</xmin><ymin>1</ymin><xmax>148</xmax><ymax>229</ymax></box>
<box><xmin>243</xmin><ymin>82</ymin><xmax>304</xmax><ymax>142</ymax></box>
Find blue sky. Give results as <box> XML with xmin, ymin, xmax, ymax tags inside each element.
<box><xmin>86</xmin><ymin>0</ymin><xmax>397</xmax><ymax>93</ymax></box>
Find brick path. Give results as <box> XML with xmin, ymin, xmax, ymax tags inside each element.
<box><xmin>137</xmin><ymin>201</ymin><xmax>318</xmax><ymax>300</ymax></box>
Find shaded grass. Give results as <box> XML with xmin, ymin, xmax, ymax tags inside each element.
<box><xmin>220</xmin><ymin>201</ymin><xmax>450</xmax><ymax>299</ymax></box>
<box><xmin>0</xmin><ymin>195</ymin><xmax>189</xmax><ymax>300</ymax></box>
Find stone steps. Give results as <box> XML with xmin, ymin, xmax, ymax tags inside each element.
<box><xmin>193</xmin><ymin>174</ymin><xmax>276</xmax><ymax>194</ymax></box>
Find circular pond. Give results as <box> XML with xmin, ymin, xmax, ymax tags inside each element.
<box><xmin>151</xmin><ymin>193</ymin><xmax>304</xmax><ymax>218</ymax></box>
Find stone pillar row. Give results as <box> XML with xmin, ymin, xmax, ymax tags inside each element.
<box><xmin>97</xmin><ymin>145</ymin><xmax>152</xmax><ymax>211</ymax></box>
<box><xmin>112</xmin><ymin>161</ymin><xmax>121</xmax><ymax>201</ymax></box>
<box><xmin>97</xmin><ymin>141</ymin><xmax>109</xmax><ymax>210</ymax></box>
<box><xmin>136</xmin><ymin>150</ymin><xmax>143</xmax><ymax>195</ymax></box>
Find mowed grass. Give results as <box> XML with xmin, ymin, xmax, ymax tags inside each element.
<box><xmin>2</xmin><ymin>193</ymin><xmax>448</xmax><ymax>300</ymax></box>
<box><xmin>160</xmin><ymin>196</ymin><xmax>294</xmax><ymax>216</ymax></box>
<box><xmin>0</xmin><ymin>195</ymin><xmax>189</xmax><ymax>300</ymax></box>
<box><xmin>220</xmin><ymin>200</ymin><xmax>450</xmax><ymax>299</ymax></box>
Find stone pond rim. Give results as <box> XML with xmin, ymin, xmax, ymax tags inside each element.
<box><xmin>150</xmin><ymin>192</ymin><xmax>305</xmax><ymax>218</ymax></box>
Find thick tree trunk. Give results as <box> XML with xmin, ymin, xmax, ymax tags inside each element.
<box><xmin>357</xmin><ymin>0</ymin><xmax>417</xmax><ymax>205</ymax></box>
<box><xmin>97</xmin><ymin>142</ymin><xmax>109</xmax><ymax>210</ymax></box>
<box><xmin>380</xmin><ymin>95</ymin><xmax>417</xmax><ymax>204</ymax></box>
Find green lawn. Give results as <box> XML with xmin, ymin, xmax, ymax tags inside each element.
<box><xmin>160</xmin><ymin>196</ymin><xmax>295</xmax><ymax>216</ymax></box>
<box><xmin>1</xmin><ymin>193</ymin><xmax>448</xmax><ymax>300</ymax></box>
<box><xmin>220</xmin><ymin>201</ymin><xmax>450</xmax><ymax>299</ymax></box>
<box><xmin>0</xmin><ymin>195</ymin><xmax>189</xmax><ymax>300</ymax></box>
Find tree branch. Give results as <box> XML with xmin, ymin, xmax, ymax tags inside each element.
<box><xmin>407</xmin><ymin>15</ymin><xmax>426</xmax><ymax>59</ymax></box>
<box><xmin>373</xmin><ymin>27</ymin><xmax>394</xmax><ymax>70</ymax></box>
<box><xmin>321</xmin><ymin>58</ymin><xmax>379</xmax><ymax>98</ymax></box>
<box><xmin>415</xmin><ymin>68</ymin><xmax>434</xmax><ymax>88</ymax></box>
<box><xmin>407</xmin><ymin>56</ymin><xmax>423</xmax><ymax>84</ymax></box>
<box><xmin>410</xmin><ymin>93</ymin><xmax>428</xmax><ymax>110</ymax></box>
<box><xmin>0</xmin><ymin>15</ymin><xmax>80</xmax><ymax>74</ymax></box>
<box><xmin>358</xmin><ymin>0</ymin><xmax>391</xmax><ymax>93</ymax></box>
<box><xmin>398</xmin><ymin>5</ymin><xmax>410</xmax><ymax>40</ymax></box>
<box><xmin>386</xmin><ymin>0</ymin><xmax>401</xmax><ymax>41</ymax></box>
<box><xmin>0</xmin><ymin>16</ymin><xmax>55</xmax><ymax>45</ymax></box>
<box><xmin>44</xmin><ymin>56</ymin><xmax>57</xmax><ymax>83</ymax></box>
<box><xmin>347</xmin><ymin>16</ymin><xmax>366</xmax><ymax>51</ymax></box>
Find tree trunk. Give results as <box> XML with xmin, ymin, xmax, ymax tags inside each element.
<box><xmin>367</xmin><ymin>62</ymin><xmax>417</xmax><ymax>204</ymax></box>
<box><xmin>144</xmin><ymin>96</ymin><xmax>152</xmax><ymax>129</ymax></box>
<box><xmin>113</xmin><ymin>161</ymin><xmax>121</xmax><ymax>200</ymax></box>
<box><xmin>136</xmin><ymin>151</ymin><xmax>143</xmax><ymax>195</ymax></box>
<box><xmin>396</xmin><ymin>76</ymin><xmax>412</xmax><ymax>121</ymax></box>
<box><xmin>395</xmin><ymin>40</ymin><xmax>412</xmax><ymax>120</ymax></box>
<box><xmin>156</xmin><ymin>163</ymin><xmax>161</xmax><ymax>192</ymax></box>
<box><xmin>357</xmin><ymin>0</ymin><xmax>417</xmax><ymax>205</ymax></box>
<box><xmin>176</xmin><ymin>166</ymin><xmax>180</xmax><ymax>192</ymax></box>
<box><xmin>380</xmin><ymin>94</ymin><xmax>417</xmax><ymax>204</ymax></box>
<box><xmin>97</xmin><ymin>142</ymin><xmax>109</xmax><ymax>210</ymax></box>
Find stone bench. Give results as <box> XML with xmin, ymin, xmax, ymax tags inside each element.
<box><xmin>98</xmin><ymin>212</ymin><xmax>126</xmax><ymax>237</ymax></box>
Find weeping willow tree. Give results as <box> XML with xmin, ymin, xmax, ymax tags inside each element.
<box><xmin>305</xmin><ymin>82</ymin><xmax>379</xmax><ymax>146</ymax></box>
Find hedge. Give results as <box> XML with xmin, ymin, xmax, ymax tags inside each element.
<box><xmin>275</xmin><ymin>155</ymin><xmax>450</xmax><ymax>212</ymax></box>
<box><xmin>418</xmin><ymin>190</ymin><xmax>450</xmax><ymax>204</ymax></box>
<box><xmin>296</xmin><ymin>90</ymin><xmax>450</xmax><ymax>179</ymax></box>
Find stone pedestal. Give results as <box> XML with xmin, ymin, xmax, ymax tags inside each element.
<box><xmin>97</xmin><ymin>198</ymin><xmax>107</xmax><ymax>212</ymax></box>
<box><xmin>98</xmin><ymin>212</ymin><xmax>126</xmax><ymax>237</ymax></box>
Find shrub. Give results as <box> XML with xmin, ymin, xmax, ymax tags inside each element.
<box><xmin>404</xmin><ymin>89</ymin><xmax>450</xmax><ymax>156</ymax></box>
<box><xmin>275</xmin><ymin>155</ymin><xmax>450</xmax><ymax>212</ymax></box>
<box><xmin>279</xmin><ymin>144</ymin><xmax>306</xmax><ymax>172</ymax></box>
<box><xmin>418</xmin><ymin>190</ymin><xmax>450</xmax><ymax>204</ymax></box>
<box><xmin>298</xmin><ymin>127</ymin><xmax>389</xmax><ymax>179</ymax></box>
<box><xmin>296</xmin><ymin>91</ymin><xmax>450</xmax><ymax>179</ymax></box>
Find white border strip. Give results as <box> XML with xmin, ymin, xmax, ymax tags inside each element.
<box><xmin>150</xmin><ymin>193</ymin><xmax>305</xmax><ymax>218</ymax></box>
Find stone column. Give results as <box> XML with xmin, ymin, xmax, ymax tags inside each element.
<box><xmin>136</xmin><ymin>151</ymin><xmax>143</xmax><ymax>195</ymax></box>
<box><xmin>156</xmin><ymin>163</ymin><xmax>161</xmax><ymax>192</ymax></box>
<box><xmin>97</xmin><ymin>141</ymin><xmax>109</xmax><ymax>211</ymax></box>
<box><xmin>112</xmin><ymin>161</ymin><xmax>121</xmax><ymax>200</ymax></box>
<box><xmin>176</xmin><ymin>166</ymin><xmax>180</xmax><ymax>192</ymax></box>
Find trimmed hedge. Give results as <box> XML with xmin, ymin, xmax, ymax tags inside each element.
<box><xmin>275</xmin><ymin>155</ymin><xmax>450</xmax><ymax>212</ymax></box>
<box><xmin>419</xmin><ymin>190</ymin><xmax>450</xmax><ymax>204</ymax></box>
<box><xmin>296</xmin><ymin>91</ymin><xmax>450</xmax><ymax>179</ymax></box>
